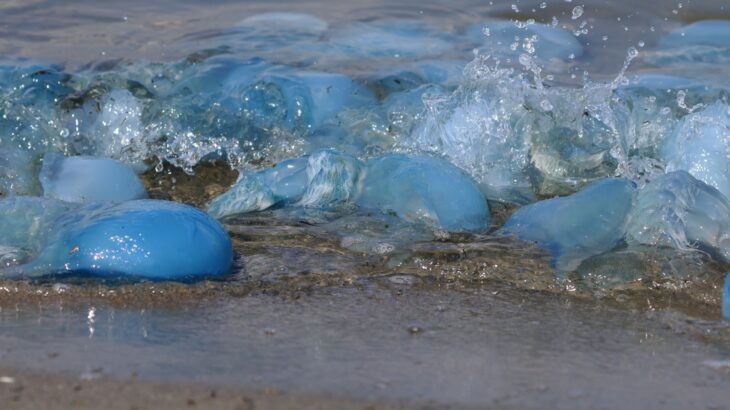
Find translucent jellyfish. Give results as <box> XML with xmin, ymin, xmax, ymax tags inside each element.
<box><xmin>355</xmin><ymin>155</ymin><xmax>490</xmax><ymax>232</ymax></box>
<box><xmin>0</xmin><ymin>148</ymin><xmax>40</xmax><ymax>196</ymax></box>
<box><xmin>407</xmin><ymin>63</ymin><xmax>535</xmax><ymax>204</ymax></box>
<box><xmin>208</xmin><ymin>150</ymin><xmax>362</xmax><ymax>218</ymax></box>
<box><xmin>367</xmin><ymin>60</ymin><xmax>466</xmax><ymax>98</ymax></box>
<box><xmin>321</xmin><ymin>211</ymin><xmax>437</xmax><ymax>255</ymax></box>
<box><xmin>226</xmin><ymin>13</ymin><xmax>328</xmax><ymax>58</ymax></box>
<box><xmin>326</xmin><ymin>21</ymin><xmax>455</xmax><ymax>59</ymax></box>
<box><xmin>257</xmin><ymin>157</ymin><xmax>309</xmax><ymax>203</ymax></box>
<box><xmin>172</xmin><ymin>56</ymin><xmax>271</xmax><ymax>95</ymax></box>
<box><xmin>298</xmin><ymin>150</ymin><xmax>363</xmax><ymax>207</ymax></box>
<box><xmin>235</xmin><ymin>13</ymin><xmax>328</xmax><ymax>39</ymax></box>
<box><xmin>5</xmin><ymin>200</ymin><xmax>232</xmax><ymax>280</ymax></box>
<box><xmin>241</xmin><ymin>70</ymin><xmax>377</xmax><ymax>132</ymax></box>
<box><xmin>67</xmin><ymin>89</ymin><xmax>149</xmax><ymax>171</ymax></box>
<box><xmin>614</xmin><ymin>74</ymin><xmax>712</xmax><ymax>165</ymax></box>
<box><xmin>0</xmin><ymin>196</ymin><xmax>72</xmax><ymax>259</ymax></box>
<box><xmin>381</xmin><ymin>84</ymin><xmax>450</xmax><ymax>138</ymax></box>
<box><xmin>525</xmin><ymin>122</ymin><xmax>618</xmax><ymax>197</ymax></box>
<box><xmin>39</xmin><ymin>153</ymin><xmax>147</xmax><ymax>203</ymax></box>
<box><xmin>500</xmin><ymin>178</ymin><xmax>636</xmax><ymax>271</ymax></box>
<box><xmin>662</xmin><ymin>102</ymin><xmax>730</xmax><ymax>199</ymax></box>
<box><xmin>514</xmin><ymin>74</ymin><xmax>638</xmax><ymax>197</ymax></box>
<box><xmin>619</xmin><ymin>74</ymin><xmax>727</xmax><ymax>118</ymax></box>
<box><xmin>0</xmin><ymin>64</ymin><xmax>72</xmax><ymax>154</ymax></box>
<box><xmin>654</xmin><ymin>20</ymin><xmax>730</xmax><ymax>65</ymax></box>
<box><xmin>625</xmin><ymin>171</ymin><xmax>730</xmax><ymax>263</ymax></box>
<box><xmin>206</xmin><ymin>172</ymin><xmax>277</xmax><ymax>219</ymax></box>
<box><xmin>139</xmin><ymin>57</ymin><xmax>276</xmax><ymax>171</ymax></box>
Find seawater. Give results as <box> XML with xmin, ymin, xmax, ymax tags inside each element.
<box><xmin>0</xmin><ymin>0</ymin><xmax>730</xmax><ymax>407</ymax></box>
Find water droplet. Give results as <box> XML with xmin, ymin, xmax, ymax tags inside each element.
<box><xmin>571</xmin><ymin>6</ymin><xmax>584</xmax><ymax>19</ymax></box>
<box><xmin>540</xmin><ymin>100</ymin><xmax>554</xmax><ymax>112</ymax></box>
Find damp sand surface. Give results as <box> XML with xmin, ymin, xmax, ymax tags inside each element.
<box><xmin>2</xmin><ymin>281</ymin><xmax>730</xmax><ymax>409</ymax></box>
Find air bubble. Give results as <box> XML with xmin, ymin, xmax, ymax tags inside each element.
<box><xmin>571</xmin><ymin>6</ymin><xmax>584</xmax><ymax>20</ymax></box>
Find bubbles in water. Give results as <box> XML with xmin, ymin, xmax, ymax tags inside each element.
<box><xmin>540</xmin><ymin>99</ymin><xmax>553</xmax><ymax>111</ymax></box>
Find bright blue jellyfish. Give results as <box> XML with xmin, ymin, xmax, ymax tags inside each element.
<box><xmin>6</xmin><ymin>200</ymin><xmax>233</xmax><ymax>281</ymax></box>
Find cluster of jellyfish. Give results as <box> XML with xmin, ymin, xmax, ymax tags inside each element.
<box><xmin>0</xmin><ymin>13</ymin><xmax>729</xmax><ymax>318</ymax></box>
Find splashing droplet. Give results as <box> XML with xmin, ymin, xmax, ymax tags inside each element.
<box><xmin>540</xmin><ymin>100</ymin><xmax>554</xmax><ymax>112</ymax></box>
<box><xmin>571</xmin><ymin>6</ymin><xmax>584</xmax><ymax>20</ymax></box>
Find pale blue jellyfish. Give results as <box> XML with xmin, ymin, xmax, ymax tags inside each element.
<box><xmin>625</xmin><ymin>171</ymin><xmax>730</xmax><ymax>263</ymax></box>
<box><xmin>40</xmin><ymin>153</ymin><xmax>147</xmax><ymax>203</ymax></box>
<box><xmin>241</xmin><ymin>70</ymin><xmax>377</xmax><ymax>132</ymax></box>
<box><xmin>327</xmin><ymin>21</ymin><xmax>454</xmax><ymax>59</ymax></box>
<box><xmin>655</xmin><ymin>20</ymin><xmax>730</xmax><ymax>65</ymax></box>
<box><xmin>500</xmin><ymin>178</ymin><xmax>636</xmax><ymax>271</ymax></box>
<box><xmin>355</xmin><ymin>155</ymin><xmax>490</xmax><ymax>232</ymax></box>
<box><xmin>662</xmin><ymin>102</ymin><xmax>730</xmax><ymax>200</ymax></box>
<box><xmin>0</xmin><ymin>196</ymin><xmax>73</xmax><ymax>266</ymax></box>
<box><xmin>208</xmin><ymin>150</ymin><xmax>362</xmax><ymax>218</ymax></box>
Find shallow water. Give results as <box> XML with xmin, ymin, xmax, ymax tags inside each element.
<box><xmin>1</xmin><ymin>0</ymin><xmax>730</xmax><ymax>407</ymax></box>
<box><xmin>2</xmin><ymin>283</ymin><xmax>730</xmax><ymax>409</ymax></box>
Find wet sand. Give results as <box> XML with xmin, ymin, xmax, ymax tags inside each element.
<box><xmin>0</xmin><ymin>368</ymin><xmax>427</xmax><ymax>410</ymax></box>
<box><xmin>2</xmin><ymin>282</ymin><xmax>730</xmax><ymax>410</ymax></box>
